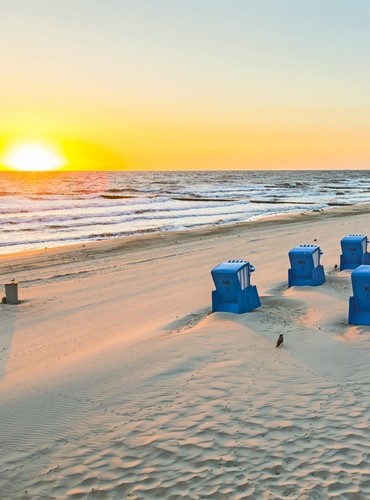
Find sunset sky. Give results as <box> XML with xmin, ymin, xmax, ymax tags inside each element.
<box><xmin>1</xmin><ymin>0</ymin><xmax>370</xmax><ymax>171</ymax></box>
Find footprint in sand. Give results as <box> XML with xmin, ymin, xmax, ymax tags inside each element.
<box><xmin>324</xmin><ymin>274</ymin><xmax>352</xmax><ymax>294</ymax></box>
<box><xmin>255</xmin><ymin>296</ymin><xmax>307</xmax><ymax>332</ymax></box>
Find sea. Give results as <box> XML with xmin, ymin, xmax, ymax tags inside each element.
<box><xmin>0</xmin><ymin>170</ymin><xmax>369</xmax><ymax>255</ymax></box>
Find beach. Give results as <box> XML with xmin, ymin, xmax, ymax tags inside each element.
<box><xmin>1</xmin><ymin>203</ymin><xmax>370</xmax><ymax>499</ymax></box>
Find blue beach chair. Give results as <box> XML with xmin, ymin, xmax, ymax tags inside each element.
<box><xmin>288</xmin><ymin>245</ymin><xmax>325</xmax><ymax>287</ymax></box>
<box><xmin>348</xmin><ymin>265</ymin><xmax>370</xmax><ymax>325</ymax></box>
<box><xmin>340</xmin><ymin>234</ymin><xmax>369</xmax><ymax>270</ymax></box>
<box><xmin>211</xmin><ymin>259</ymin><xmax>261</xmax><ymax>313</ymax></box>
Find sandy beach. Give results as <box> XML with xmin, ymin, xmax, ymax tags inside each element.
<box><xmin>1</xmin><ymin>203</ymin><xmax>370</xmax><ymax>499</ymax></box>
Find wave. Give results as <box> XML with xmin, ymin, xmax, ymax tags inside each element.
<box><xmin>0</xmin><ymin>227</ymin><xmax>161</xmax><ymax>249</ymax></box>
<box><xmin>250</xmin><ymin>199</ymin><xmax>318</xmax><ymax>205</ymax></box>
<box><xmin>0</xmin><ymin>169</ymin><xmax>369</xmax><ymax>254</ymax></box>
<box><xmin>327</xmin><ymin>202</ymin><xmax>353</xmax><ymax>206</ymax></box>
<box><xmin>171</xmin><ymin>196</ymin><xmax>237</xmax><ymax>202</ymax></box>
<box><xmin>105</xmin><ymin>188</ymin><xmax>145</xmax><ymax>194</ymax></box>
<box><xmin>100</xmin><ymin>194</ymin><xmax>136</xmax><ymax>199</ymax></box>
<box><xmin>3</xmin><ymin>228</ymin><xmax>36</xmax><ymax>232</ymax></box>
<box><xmin>0</xmin><ymin>198</ymin><xmax>247</xmax><ymax>225</ymax></box>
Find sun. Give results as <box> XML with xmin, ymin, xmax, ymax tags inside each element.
<box><xmin>2</xmin><ymin>142</ymin><xmax>67</xmax><ymax>171</ymax></box>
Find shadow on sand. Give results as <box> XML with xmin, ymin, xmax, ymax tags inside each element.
<box><xmin>0</xmin><ymin>303</ymin><xmax>18</xmax><ymax>379</ymax></box>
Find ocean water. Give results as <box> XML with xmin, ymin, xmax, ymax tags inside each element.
<box><xmin>0</xmin><ymin>170</ymin><xmax>369</xmax><ymax>255</ymax></box>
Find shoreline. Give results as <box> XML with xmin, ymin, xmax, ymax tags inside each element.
<box><xmin>1</xmin><ymin>202</ymin><xmax>369</xmax><ymax>268</ymax></box>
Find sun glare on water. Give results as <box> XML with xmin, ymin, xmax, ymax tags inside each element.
<box><xmin>2</xmin><ymin>142</ymin><xmax>66</xmax><ymax>171</ymax></box>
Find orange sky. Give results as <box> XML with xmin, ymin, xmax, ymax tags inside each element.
<box><xmin>1</xmin><ymin>1</ymin><xmax>370</xmax><ymax>171</ymax></box>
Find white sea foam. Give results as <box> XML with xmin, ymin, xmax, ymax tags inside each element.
<box><xmin>0</xmin><ymin>170</ymin><xmax>368</xmax><ymax>254</ymax></box>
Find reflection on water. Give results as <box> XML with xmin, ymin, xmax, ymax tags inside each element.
<box><xmin>0</xmin><ymin>170</ymin><xmax>369</xmax><ymax>254</ymax></box>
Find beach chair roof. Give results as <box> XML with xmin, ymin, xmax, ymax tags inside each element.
<box><xmin>212</xmin><ymin>259</ymin><xmax>253</xmax><ymax>273</ymax></box>
<box><xmin>341</xmin><ymin>234</ymin><xmax>367</xmax><ymax>243</ymax></box>
<box><xmin>289</xmin><ymin>244</ymin><xmax>321</xmax><ymax>255</ymax></box>
<box><xmin>352</xmin><ymin>264</ymin><xmax>370</xmax><ymax>277</ymax></box>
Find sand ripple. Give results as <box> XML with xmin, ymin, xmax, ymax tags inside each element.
<box><xmin>1</xmin><ymin>312</ymin><xmax>370</xmax><ymax>498</ymax></box>
<box><xmin>2</xmin><ymin>237</ymin><xmax>370</xmax><ymax>498</ymax></box>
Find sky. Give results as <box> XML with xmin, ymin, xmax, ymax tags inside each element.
<box><xmin>1</xmin><ymin>0</ymin><xmax>370</xmax><ymax>171</ymax></box>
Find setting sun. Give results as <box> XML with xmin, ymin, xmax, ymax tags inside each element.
<box><xmin>2</xmin><ymin>142</ymin><xmax>67</xmax><ymax>171</ymax></box>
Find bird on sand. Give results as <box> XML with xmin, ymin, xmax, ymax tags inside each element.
<box><xmin>276</xmin><ymin>334</ymin><xmax>284</xmax><ymax>348</ymax></box>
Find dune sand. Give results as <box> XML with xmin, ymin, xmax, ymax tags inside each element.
<box><xmin>1</xmin><ymin>204</ymin><xmax>370</xmax><ymax>499</ymax></box>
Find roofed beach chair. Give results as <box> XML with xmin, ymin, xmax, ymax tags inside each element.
<box><xmin>348</xmin><ymin>265</ymin><xmax>370</xmax><ymax>325</ymax></box>
<box><xmin>340</xmin><ymin>234</ymin><xmax>369</xmax><ymax>270</ymax></box>
<box><xmin>211</xmin><ymin>259</ymin><xmax>261</xmax><ymax>313</ymax></box>
<box><xmin>288</xmin><ymin>245</ymin><xmax>325</xmax><ymax>287</ymax></box>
